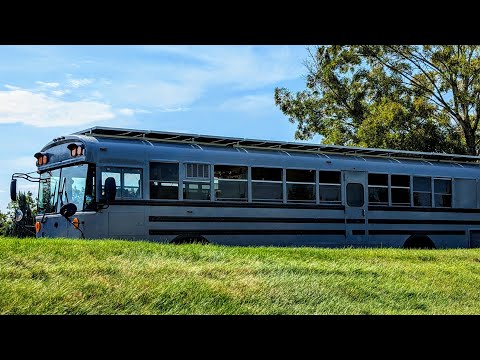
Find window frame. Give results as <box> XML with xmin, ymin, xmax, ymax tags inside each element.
<box><xmin>183</xmin><ymin>162</ymin><xmax>211</xmax><ymax>201</ymax></box>
<box><xmin>368</xmin><ymin>172</ymin><xmax>389</xmax><ymax>205</ymax></box>
<box><xmin>149</xmin><ymin>161</ymin><xmax>180</xmax><ymax>201</ymax></box>
<box><xmin>101</xmin><ymin>166</ymin><xmax>143</xmax><ymax>201</ymax></box>
<box><xmin>286</xmin><ymin>168</ymin><xmax>316</xmax><ymax>203</ymax></box>
<box><xmin>318</xmin><ymin>169</ymin><xmax>342</xmax><ymax>204</ymax></box>
<box><xmin>433</xmin><ymin>177</ymin><xmax>452</xmax><ymax>208</ymax></box>
<box><xmin>251</xmin><ymin>165</ymin><xmax>284</xmax><ymax>203</ymax></box>
<box><xmin>213</xmin><ymin>163</ymin><xmax>248</xmax><ymax>202</ymax></box>
<box><xmin>390</xmin><ymin>174</ymin><xmax>411</xmax><ymax>207</ymax></box>
<box><xmin>413</xmin><ymin>175</ymin><xmax>432</xmax><ymax>207</ymax></box>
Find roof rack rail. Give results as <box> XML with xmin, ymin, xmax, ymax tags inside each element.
<box><xmin>74</xmin><ymin>126</ymin><xmax>480</xmax><ymax>164</ymax></box>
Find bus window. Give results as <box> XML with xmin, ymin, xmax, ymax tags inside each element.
<box><xmin>252</xmin><ymin>167</ymin><xmax>283</xmax><ymax>202</ymax></box>
<box><xmin>434</xmin><ymin>178</ymin><xmax>452</xmax><ymax>207</ymax></box>
<box><xmin>286</xmin><ymin>169</ymin><xmax>315</xmax><ymax>203</ymax></box>
<box><xmin>214</xmin><ymin>165</ymin><xmax>247</xmax><ymax>201</ymax></box>
<box><xmin>391</xmin><ymin>174</ymin><xmax>410</xmax><ymax>206</ymax></box>
<box><xmin>413</xmin><ymin>176</ymin><xmax>432</xmax><ymax>207</ymax></box>
<box><xmin>101</xmin><ymin>167</ymin><xmax>142</xmax><ymax>200</ymax></box>
<box><xmin>150</xmin><ymin>162</ymin><xmax>179</xmax><ymax>200</ymax></box>
<box><xmin>184</xmin><ymin>163</ymin><xmax>210</xmax><ymax>200</ymax></box>
<box><xmin>319</xmin><ymin>171</ymin><xmax>341</xmax><ymax>203</ymax></box>
<box><xmin>123</xmin><ymin>169</ymin><xmax>142</xmax><ymax>199</ymax></box>
<box><xmin>368</xmin><ymin>173</ymin><xmax>388</xmax><ymax>205</ymax></box>
<box><xmin>101</xmin><ymin>167</ymin><xmax>122</xmax><ymax>197</ymax></box>
<box><xmin>347</xmin><ymin>183</ymin><xmax>364</xmax><ymax>207</ymax></box>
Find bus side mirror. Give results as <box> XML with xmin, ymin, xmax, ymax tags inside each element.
<box><xmin>60</xmin><ymin>203</ymin><xmax>77</xmax><ymax>218</ymax></box>
<box><xmin>10</xmin><ymin>179</ymin><xmax>17</xmax><ymax>202</ymax></box>
<box><xmin>104</xmin><ymin>177</ymin><xmax>116</xmax><ymax>202</ymax></box>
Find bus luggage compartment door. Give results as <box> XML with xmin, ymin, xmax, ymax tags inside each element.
<box><xmin>344</xmin><ymin>171</ymin><xmax>368</xmax><ymax>246</ymax></box>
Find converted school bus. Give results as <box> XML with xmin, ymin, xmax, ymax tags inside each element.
<box><xmin>10</xmin><ymin>126</ymin><xmax>480</xmax><ymax>248</ymax></box>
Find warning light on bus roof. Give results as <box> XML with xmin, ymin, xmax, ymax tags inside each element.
<box><xmin>34</xmin><ymin>152</ymin><xmax>48</xmax><ymax>166</ymax></box>
<box><xmin>67</xmin><ymin>143</ymin><xmax>85</xmax><ymax>157</ymax></box>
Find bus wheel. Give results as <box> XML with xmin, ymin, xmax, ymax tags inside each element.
<box><xmin>171</xmin><ymin>234</ymin><xmax>209</xmax><ymax>245</ymax></box>
<box><xmin>403</xmin><ymin>235</ymin><xmax>436</xmax><ymax>249</ymax></box>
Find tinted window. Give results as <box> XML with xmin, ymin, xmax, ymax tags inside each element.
<box><xmin>216</xmin><ymin>181</ymin><xmax>247</xmax><ymax>201</ymax></box>
<box><xmin>252</xmin><ymin>182</ymin><xmax>283</xmax><ymax>201</ymax></box>
<box><xmin>413</xmin><ymin>177</ymin><xmax>431</xmax><ymax>192</ymax></box>
<box><xmin>414</xmin><ymin>192</ymin><xmax>432</xmax><ymax>207</ymax></box>
<box><xmin>150</xmin><ymin>163</ymin><xmax>178</xmax><ymax>181</ymax></box>
<box><xmin>150</xmin><ymin>162</ymin><xmax>178</xmax><ymax>200</ymax></box>
<box><xmin>214</xmin><ymin>165</ymin><xmax>247</xmax><ymax>180</ymax></box>
<box><xmin>319</xmin><ymin>185</ymin><xmax>341</xmax><ymax>203</ymax></box>
<box><xmin>286</xmin><ymin>169</ymin><xmax>315</xmax><ymax>183</ymax></box>
<box><xmin>183</xmin><ymin>182</ymin><xmax>210</xmax><ymax>200</ymax></box>
<box><xmin>252</xmin><ymin>167</ymin><xmax>282</xmax><ymax>181</ymax></box>
<box><xmin>392</xmin><ymin>188</ymin><xmax>410</xmax><ymax>205</ymax></box>
<box><xmin>319</xmin><ymin>171</ymin><xmax>341</xmax><ymax>184</ymax></box>
<box><xmin>347</xmin><ymin>183</ymin><xmax>364</xmax><ymax>207</ymax></box>
<box><xmin>369</xmin><ymin>187</ymin><xmax>388</xmax><ymax>203</ymax></box>
<box><xmin>287</xmin><ymin>184</ymin><xmax>315</xmax><ymax>202</ymax></box>
<box><xmin>391</xmin><ymin>175</ymin><xmax>410</xmax><ymax>187</ymax></box>
<box><xmin>368</xmin><ymin>173</ymin><xmax>388</xmax><ymax>186</ymax></box>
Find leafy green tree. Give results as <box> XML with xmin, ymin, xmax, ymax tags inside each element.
<box><xmin>5</xmin><ymin>191</ymin><xmax>37</xmax><ymax>238</ymax></box>
<box><xmin>275</xmin><ymin>45</ymin><xmax>480</xmax><ymax>155</ymax></box>
<box><xmin>0</xmin><ymin>210</ymin><xmax>11</xmax><ymax>236</ymax></box>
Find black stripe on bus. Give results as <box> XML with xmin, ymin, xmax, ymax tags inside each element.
<box><xmin>369</xmin><ymin>219</ymin><xmax>480</xmax><ymax>225</ymax></box>
<box><xmin>369</xmin><ymin>205</ymin><xmax>480</xmax><ymax>213</ymax></box>
<box><xmin>352</xmin><ymin>230</ymin><xmax>366</xmax><ymax>235</ymax></box>
<box><xmin>112</xmin><ymin>200</ymin><xmax>345</xmax><ymax>210</ymax></box>
<box><xmin>149</xmin><ymin>229</ymin><xmax>346</xmax><ymax>236</ymax></box>
<box><xmin>149</xmin><ymin>216</ymin><xmax>345</xmax><ymax>224</ymax></box>
<box><xmin>369</xmin><ymin>230</ymin><xmax>465</xmax><ymax>236</ymax></box>
<box><xmin>346</xmin><ymin>219</ymin><xmax>365</xmax><ymax>224</ymax></box>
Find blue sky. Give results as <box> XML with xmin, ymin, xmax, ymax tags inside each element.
<box><xmin>0</xmin><ymin>45</ymin><xmax>314</xmax><ymax>212</ymax></box>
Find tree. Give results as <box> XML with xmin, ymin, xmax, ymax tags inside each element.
<box><xmin>4</xmin><ymin>191</ymin><xmax>37</xmax><ymax>238</ymax></box>
<box><xmin>0</xmin><ymin>210</ymin><xmax>10</xmax><ymax>236</ymax></box>
<box><xmin>274</xmin><ymin>45</ymin><xmax>480</xmax><ymax>155</ymax></box>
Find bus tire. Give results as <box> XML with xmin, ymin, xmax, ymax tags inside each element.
<box><xmin>171</xmin><ymin>234</ymin><xmax>209</xmax><ymax>245</ymax></box>
<box><xmin>403</xmin><ymin>235</ymin><xmax>436</xmax><ymax>249</ymax></box>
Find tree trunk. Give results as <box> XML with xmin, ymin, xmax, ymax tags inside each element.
<box><xmin>464</xmin><ymin>130</ymin><xmax>477</xmax><ymax>156</ymax></box>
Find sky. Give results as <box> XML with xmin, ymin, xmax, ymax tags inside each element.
<box><xmin>0</xmin><ymin>45</ymin><xmax>315</xmax><ymax>212</ymax></box>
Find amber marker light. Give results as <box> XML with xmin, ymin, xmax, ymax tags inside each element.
<box><xmin>72</xmin><ymin>218</ymin><xmax>79</xmax><ymax>229</ymax></box>
<box><xmin>35</xmin><ymin>221</ymin><xmax>41</xmax><ymax>233</ymax></box>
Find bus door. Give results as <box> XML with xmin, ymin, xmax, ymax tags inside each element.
<box><xmin>344</xmin><ymin>171</ymin><xmax>368</xmax><ymax>245</ymax></box>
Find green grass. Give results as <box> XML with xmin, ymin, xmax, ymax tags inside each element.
<box><xmin>1</xmin><ymin>236</ymin><xmax>480</xmax><ymax>314</ymax></box>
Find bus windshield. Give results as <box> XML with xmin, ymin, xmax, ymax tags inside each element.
<box><xmin>38</xmin><ymin>164</ymin><xmax>95</xmax><ymax>214</ymax></box>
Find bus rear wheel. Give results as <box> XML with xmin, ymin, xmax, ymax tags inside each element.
<box><xmin>403</xmin><ymin>235</ymin><xmax>436</xmax><ymax>249</ymax></box>
<box><xmin>171</xmin><ymin>234</ymin><xmax>209</xmax><ymax>245</ymax></box>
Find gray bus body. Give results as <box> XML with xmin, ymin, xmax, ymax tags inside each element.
<box><xmin>23</xmin><ymin>126</ymin><xmax>480</xmax><ymax>248</ymax></box>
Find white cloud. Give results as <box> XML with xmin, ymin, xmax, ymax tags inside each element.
<box><xmin>118</xmin><ymin>108</ymin><xmax>135</xmax><ymax>116</ymax></box>
<box><xmin>67</xmin><ymin>77</ymin><xmax>94</xmax><ymax>88</ymax></box>
<box><xmin>5</xmin><ymin>84</ymin><xmax>21</xmax><ymax>90</ymax></box>
<box><xmin>51</xmin><ymin>90</ymin><xmax>67</xmax><ymax>97</ymax></box>
<box><xmin>36</xmin><ymin>81</ymin><xmax>60</xmax><ymax>88</ymax></box>
<box><xmin>219</xmin><ymin>94</ymin><xmax>275</xmax><ymax>113</ymax></box>
<box><xmin>160</xmin><ymin>107</ymin><xmax>188</xmax><ymax>112</ymax></box>
<box><xmin>0</xmin><ymin>90</ymin><xmax>114</xmax><ymax>127</ymax></box>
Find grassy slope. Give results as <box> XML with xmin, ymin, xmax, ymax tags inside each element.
<box><xmin>1</xmin><ymin>236</ymin><xmax>480</xmax><ymax>314</ymax></box>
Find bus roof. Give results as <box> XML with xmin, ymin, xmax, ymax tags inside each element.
<box><xmin>74</xmin><ymin>126</ymin><xmax>480</xmax><ymax>164</ymax></box>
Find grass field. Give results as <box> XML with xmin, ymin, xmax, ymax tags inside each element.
<box><xmin>1</xmin><ymin>236</ymin><xmax>480</xmax><ymax>314</ymax></box>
